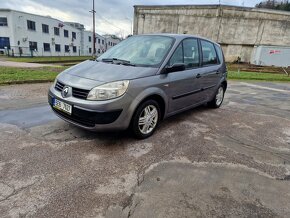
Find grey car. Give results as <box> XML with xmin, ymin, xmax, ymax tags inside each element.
<box><xmin>48</xmin><ymin>34</ymin><xmax>227</xmax><ymax>139</ymax></box>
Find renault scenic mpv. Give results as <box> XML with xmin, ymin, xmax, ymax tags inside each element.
<box><xmin>48</xmin><ymin>34</ymin><xmax>227</xmax><ymax>139</ymax></box>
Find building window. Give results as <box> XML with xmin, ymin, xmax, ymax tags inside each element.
<box><xmin>0</xmin><ymin>37</ymin><xmax>10</xmax><ymax>49</ymax></box>
<box><xmin>89</xmin><ymin>48</ymin><xmax>92</xmax><ymax>53</ymax></box>
<box><xmin>65</xmin><ymin>45</ymin><xmax>70</xmax><ymax>52</ymax></box>
<box><xmin>29</xmin><ymin>41</ymin><xmax>37</xmax><ymax>51</ymax></box>
<box><xmin>102</xmin><ymin>39</ymin><xmax>104</xmax><ymax>45</ymax></box>
<box><xmin>72</xmin><ymin>32</ymin><xmax>76</xmax><ymax>39</ymax></box>
<box><xmin>42</xmin><ymin>24</ymin><xmax>49</xmax><ymax>33</ymax></box>
<box><xmin>98</xmin><ymin>39</ymin><xmax>100</xmax><ymax>44</ymax></box>
<box><xmin>88</xmin><ymin>36</ymin><xmax>91</xmax><ymax>42</ymax></box>
<box><xmin>54</xmin><ymin>27</ymin><xmax>60</xmax><ymax>36</ymax></box>
<box><xmin>73</xmin><ymin>46</ymin><xmax>77</xmax><ymax>53</ymax></box>
<box><xmin>43</xmin><ymin>43</ymin><xmax>50</xmax><ymax>52</ymax></box>
<box><xmin>27</xmin><ymin>20</ymin><xmax>36</xmax><ymax>31</ymax></box>
<box><xmin>55</xmin><ymin>44</ymin><xmax>61</xmax><ymax>52</ymax></box>
<box><xmin>64</xmin><ymin>29</ymin><xmax>69</xmax><ymax>38</ymax></box>
<box><xmin>98</xmin><ymin>49</ymin><xmax>100</xmax><ymax>54</ymax></box>
<box><xmin>0</xmin><ymin>17</ymin><xmax>8</xmax><ymax>26</ymax></box>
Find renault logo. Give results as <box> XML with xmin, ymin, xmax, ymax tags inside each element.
<box><xmin>62</xmin><ymin>86</ymin><xmax>70</xmax><ymax>98</ymax></box>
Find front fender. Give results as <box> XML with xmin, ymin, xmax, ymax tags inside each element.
<box><xmin>124</xmin><ymin>87</ymin><xmax>169</xmax><ymax>125</ymax></box>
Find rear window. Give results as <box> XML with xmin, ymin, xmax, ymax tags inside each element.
<box><xmin>201</xmin><ymin>40</ymin><xmax>218</xmax><ymax>66</ymax></box>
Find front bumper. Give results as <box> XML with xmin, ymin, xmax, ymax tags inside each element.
<box><xmin>48</xmin><ymin>86</ymin><xmax>134</xmax><ymax>131</ymax></box>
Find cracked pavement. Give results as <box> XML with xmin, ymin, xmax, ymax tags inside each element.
<box><xmin>0</xmin><ymin>81</ymin><xmax>290</xmax><ymax>217</ymax></box>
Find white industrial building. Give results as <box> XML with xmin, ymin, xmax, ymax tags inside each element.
<box><xmin>0</xmin><ymin>9</ymin><xmax>121</xmax><ymax>57</ymax></box>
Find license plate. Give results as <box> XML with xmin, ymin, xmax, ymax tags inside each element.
<box><xmin>53</xmin><ymin>98</ymin><xmax>72</xmax><ymax>115</ymax></box>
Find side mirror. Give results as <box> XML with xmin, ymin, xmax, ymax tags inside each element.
<box><xmin>164</xmin><ymin>63</ymin><xmax>186</xmax><ymax>73</ymax></box>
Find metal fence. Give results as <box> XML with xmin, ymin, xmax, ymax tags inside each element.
<box><xmin>3</xmin><ymin>46</ymin><xmax>89</xmax><ymax>57</ymax></box>
<box><xmin>4</xmin><ymin>46</ymin><xmax>32</xmax><ymax>57</ymax></box>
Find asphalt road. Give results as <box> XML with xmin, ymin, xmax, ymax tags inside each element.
<box><xmin>0</xmin><ymin>81</ymin><xmax>290</xmax><ymax>217</ymax></box>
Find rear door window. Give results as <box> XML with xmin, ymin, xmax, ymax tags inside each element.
<box><xmin>201</xmin><ymin>40</ymin><xmax>219</xmax><ymax>66</ymax></box>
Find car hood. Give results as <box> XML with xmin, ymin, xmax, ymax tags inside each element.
<box><xmin>64</xmin><ymin>60</ymin><xmax>159</xmax><ymax>82</ymax></box>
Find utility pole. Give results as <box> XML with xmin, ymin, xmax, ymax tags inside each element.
<box><xmin>89</xmin><ymin>0</ymin><xmax>96</xmax><ymax>58</ymax></box>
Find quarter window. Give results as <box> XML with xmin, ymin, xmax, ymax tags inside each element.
<box><xmin>42</xmin><ymin>24</ymin><xmax>49</xmax><ymax>33</ymax></box>
<box><xmin>0</xmin><ymin>17</ymin><xmax>8</xmax><ymax>26</ymax></box>
<box><xmin>201</xmin><ymin>40</ymin><xmax>218</xmax><ymax>65</ymax></box>
<box><xmin>214</xmin><ymin>44</ymin><xmax>223</xmax><ymax>63</ymax></box>
<box><xmin>27</xmin><ymin>20</ymin><xmax>36</xmax><ymax>31</ymax></box>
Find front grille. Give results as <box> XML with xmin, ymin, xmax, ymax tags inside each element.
<box><xmin>54</xmin><ymin>80</ymin><xmax>90</xmax><ymax>100</ymax></box>
<box><xmin>72</xmin><ymin>87</ymin><xmax>90</xmax><ymax>99</ymax></box>
<box><xmin>55</xmin><ymin>81</ymin><xmax>64</xmax><ymax>92</ymax></box>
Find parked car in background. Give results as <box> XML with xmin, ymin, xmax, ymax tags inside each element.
<box><xmin>48</xmin><ymin>34</ymin><xmax>227</xmax><ymax>139</ymax></box>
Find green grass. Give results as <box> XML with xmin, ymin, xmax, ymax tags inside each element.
<box><xmin>0</xmin><ymin>66</ymin><xmax>67</xmax><ymax>85</ymax></box>
<box><xmin>1</xmin><ymin>67</ymin><xmax>290</xmax><ymax>85</ymax></box>
<box><xmin>228</xmin><ymin>71</ymin><xmax>290</xmax><ymax>82</ymax></box>
<box><xmin>6</xmin><ymin>56</ymin><xmax>92</xmax><ymax>63</ymax></box>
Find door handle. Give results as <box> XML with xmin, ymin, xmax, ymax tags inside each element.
<box><xmin>196</xmin><ymin>74</ymin><xmax>201</xmax><ymax>79</ymax></box>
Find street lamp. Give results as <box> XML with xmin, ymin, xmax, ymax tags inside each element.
<box><xmin>89</xmin><ymin>0</ymin><xmax>96</xmax><ymax>58</ymax></box>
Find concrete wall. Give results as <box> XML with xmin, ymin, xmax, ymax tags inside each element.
<box><xmin>133</xmin><ymin>5</ymin><xmax>290</xmax><ymax>62</ymax></box>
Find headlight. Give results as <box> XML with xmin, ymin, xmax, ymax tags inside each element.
<box><xmin>87</xmin><ymin>80</ymin><xmax>129</xmax><ymax>101</ymax></box>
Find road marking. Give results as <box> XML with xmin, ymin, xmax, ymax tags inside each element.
<box><xmin>240</xmin><ymin>82</ymin><xmax>290</xmax><ymax>93</ymax></box>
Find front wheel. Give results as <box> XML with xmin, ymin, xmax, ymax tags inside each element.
<box><xmin>208</xmin><ymin>85</ymin><xmax>225</xmax><ymax>108</ymax></box>
<box><xmin>131</xmin><ymin>100</ymin><xmax>161</xmax><ymax>139</ymax></box>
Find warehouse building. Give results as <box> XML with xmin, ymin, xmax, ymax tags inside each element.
<box><xmin>0</xmin><ymin>9</ymin><xmax>121</xmax><ymax>56</ymax></box>
<box><xmin>133</xmin><ymin>5</ymin><xmax>290</xmax><ymax>66</ymax></box>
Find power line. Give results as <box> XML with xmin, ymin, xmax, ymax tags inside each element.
<box><xmin>95</xmin><ymin>13</ymin><xmax>129</xmax><ymax>33</ymax></box>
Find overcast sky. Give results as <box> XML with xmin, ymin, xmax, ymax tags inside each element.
<box><xmin>0</xmin><ymin>0</ymin><xmax>262</xmax><ymax>37</ymax></box>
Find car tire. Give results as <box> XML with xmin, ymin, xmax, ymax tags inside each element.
<box><xmin>131</xmin><ymin>100</ymin><xmax>161</xmax><ymax>139</ymax></box>
<box><xmin>208</xmin><ymin>84</ymin><xmax>225</xmax><ymax>108</ymax></box>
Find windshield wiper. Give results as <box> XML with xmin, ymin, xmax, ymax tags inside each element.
<box><xmin>101</xmin><ymin>58</ymin><xmax>135</xmax><ymax>66</ymax></box>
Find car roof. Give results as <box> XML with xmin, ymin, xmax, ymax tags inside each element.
<box><xmin>136</xmin><ymin>33</ymin><xmax>220</xmax><ymax>46</ymax></box>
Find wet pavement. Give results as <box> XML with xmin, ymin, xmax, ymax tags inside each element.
<box><xmin>0</xmin><ymin>81</ymin><xmax>290</xmax><ymax>217</ymax></box>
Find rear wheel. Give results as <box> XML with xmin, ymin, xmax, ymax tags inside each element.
<box><xmin>131</xmin><ymin>100</ymin><xmax>160</xmax><ymax>139</ymax></box>
<box><xmin>208</xmin><ymin>85</ymin><xmax>225</xmax><ymax>108</ymax></box>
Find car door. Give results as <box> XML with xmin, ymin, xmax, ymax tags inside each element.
<box><xmin>198</xmin><ymin>40</ymin><xmax>222</xmax><ymax>99</ymax></box>
<box><xmin>167</xmin><ymin>38</ymin><xmax>205</xmax><ymax>113</ymax></box>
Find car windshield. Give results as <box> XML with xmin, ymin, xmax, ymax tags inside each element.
<box><xmin>97</xmin><ymin>35</ymin><xmax>174</xmax><ymax>67</ymax></box>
